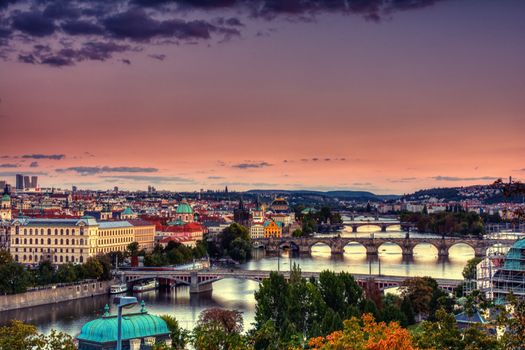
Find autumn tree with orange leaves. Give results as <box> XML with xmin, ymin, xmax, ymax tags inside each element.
<box><xmin>307</xmin><ymin>313</ymin><xmax>417</xmax><ymax>350</ymax></box>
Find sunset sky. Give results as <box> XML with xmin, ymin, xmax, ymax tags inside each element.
<box><xmin>0</xmin><ymin>0</ymin><xmax>524</xmax><ymax>194</ymax></box>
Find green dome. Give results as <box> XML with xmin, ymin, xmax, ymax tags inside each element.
<box><xmin>1</xmin><ymin>194</ymin><xmax>10</xmax><ymax>201</ymax></box>
<box><xmin>176</xmin><ymin>201</ymin><xmax>193</xmax><ymax>215</ymax></box>
<box><xmin>77</xmin><ymin>309</ymin><xmax>169</xmax><ymax>343</ymax></box>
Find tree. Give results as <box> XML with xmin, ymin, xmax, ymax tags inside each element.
<box><xmin>414</xmin><ymin>308</ymin><xmax>500</xmax><ymax>350</ymax></box>
<box><xmin>83</xmin><ymin>257</ymin><xmax>104</xmax><ymax>280</ymax></box>
<box><xmin>401</xmin><ymin>277</ymin><xmax>438</xmax><ymax>320</ymax></box>
<box><xmin>0</xmin><ymin>249</ymin><xmax>13</xmax><ymax>265</ymax></box>
<box><xmin>35</xmin><ymin>260</ymin><xmax>54</xmax><ymax>285</ymax></box>
<box><xmin>308</xmin><ymin>313</ymin><xmax>417</xmax><ymax>350</ymax></box>
<box><xmin>54</xmin><ymin>263</ymin><xmax>77</xmax><ymax>283</ymax></box>
<box><xmin>192</xmin><ymin>308</ymin><xmax>247</xmax><ymax>350</ymax></box>
<box><xmin>496</xmin><ymin>295</ymin><xmax>525</xmax><ymax>350</ymax></box>
<box><xmin>0</xmin><ymin>262</ymin><xmax>32</xmax><ymax>294</ymax></box>
<box><xmin>463</xmin><ymin>257</ymin><xmax>483</xmax><ymax>280</ymax></box>
<box><xmin>160</xmin><ymin>315</ymin><xmax>189</xmax><ymax>349</ymax></box>
<box><xmin>0</xmin><ymin>321</ymin><xmax>75</xmax><ymax>350</ymax></box>
<box><xmin>127</xmin><ymin>242</ymin><xmax>140</xmax><ymax>257</ymax></box>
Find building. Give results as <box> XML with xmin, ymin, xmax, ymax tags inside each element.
<box><xmin>492</xmin><ymin>238</ymin><xmax>525</xmax><ymax>302</ymax></box>
<box><xmin>16</xmin><ymin>174</ymin><xmax>23</xmax><ymax>190</ymax></box>
<box><xmin>30</xmin><ymin>176</ymin><xmax>38</xmax><ymax>189</ymax></box>
<box><xmin>77</xmin><ymin>302</ymin><xmax>171</xmax><ymax>350</ymax></box>
<box><xmin>250</xmin><ymin>222</ymin><xmax>265</xmax><ymax>239</ymax></box>
<box><xmin>233</xmin><ymin>198</ymin><xmax>250</xmax><ymax>227</ymax></box>
<box><xmin>121</xmin><ymin>207</ymin><xmax>138</xmax><ymax>220</ymax></box>
<box><xmin>270</xmin><ymin>197</ymin><xmax>289</xmax><ymax>213</ymax></box>
<box><xmin>0</xmin><ymin>194</ymin><xmax>11</xmax><ymax>221</ymax></box>
<box><xmin>174</xmin><ymin>200</ymin><xmax>194</xmax><ymax>223</ymax></box>
<box><xmin>9</xmin><ymin>216</ymin><xmax>155</xmax><ymax>265</ymax></box>
<box><xmin>263</xmin><ymin>219</ymin><xmax>282</xmax><ymax>238</ymax></box>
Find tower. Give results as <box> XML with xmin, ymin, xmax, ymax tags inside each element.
<box><xmin>0</xmin><ymin>194</ymin><xmax>12</xmax><ymax>221</ymax></box>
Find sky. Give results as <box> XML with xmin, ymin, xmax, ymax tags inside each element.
<box><xmin>0</xmin><ymin>0</ymin><xmax>524</xmax><ymax>194</ymax></box>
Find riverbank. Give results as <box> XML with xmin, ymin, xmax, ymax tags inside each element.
<box><xmin>0</xmin><ymin>280</ymin><xmax>111</xmax><ymax>312</ymax></box>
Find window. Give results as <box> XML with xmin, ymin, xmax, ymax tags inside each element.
<box><xmin>24</xmin><ymin>238</ymin><xmax>27</xmax><ymax>244</ymax></box>
<box><xmin>15</xmin><ymin>238</ymin><xmax>19</xmax><ymax>244</ymax></box>
<box><xmin>66</xmin><ymin>239</ymin><xmax>69</xmax><ymax>245</ymax></box>
<box><xmin>55</xmin><ymin>229</ymin><xmax>58</xmax><ymax>235</ymax></box>
<box><xmin>14</xmin><ymin>255</ymin><xmax>18</xmax><ymax>262</ymax></box>
<box><xmin>55</xmin><ymin>239</ymin><xmax>58</xmax><ymax>245</ymax></box>
<box><xmin>79</xmin><ymin>256</ymin><xmax>83</xmax><ymax>263</ymax></box>
<box><xmin>16</xmin><ymin>226</ymin><xmax>19</xmax><ymax>234</ymax></box>
<box><xmin>29</xmin><ymin>229</ymin><xmax>32</xmax><ymax>235</ymax></box>
<box><xmin>48</xmin><ymin>228</ymin><xmax>51</xmax><ymax>235</ymax></box>
<box><xmin>60</xmin><ymin>256</ymin><xmax>63</xmax><ymax>262</ymax></box>
<box><xmin>41</xmin><ymin>229</ymin><xmax>44</xmax><ymax>235</ymax></box>
<box><xmin>60</xmin><ymin>239</ymin><xmax>63</xmax><ymax>245</ymax></box>
<box><xmin>66</xmin><ymin>229</ymin><xmax>69</xmax><ymax>235</ymax></box>
<box><xmin>60</xmin><ymin>229</ymin><xmax>64</xmax><ymax>235</ymax></box>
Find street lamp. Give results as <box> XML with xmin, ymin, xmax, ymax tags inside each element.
<box><xmin>114</xmin><ymin>296</ymin><xmax>138</xmax><ymax>350</ymax></box>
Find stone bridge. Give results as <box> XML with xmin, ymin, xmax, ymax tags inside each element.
<box><xmin>117</xmin><ymin>268</ymin><xmax>462</xmax><ymax>294</ymax></box>
<box><xmin>252</xmin><ymin>236</ymin><xmax>517</xmax><ymax>258</ymax></box>
<box><xmin>342</xmin><ymin>218</ymin><xmax>403</xmax><ymax>232</ymax></box>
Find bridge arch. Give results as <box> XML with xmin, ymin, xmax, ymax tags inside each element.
<box><xmin>279</xmin><ymin>240</ymin><xmax>300</xmax><ymax>252</ymax></box>
<box><xmin>343</xmin><ymin>241</ymin><xmax>367</xmax><ymax>256</ymax></box>
<box><xmin>412</xmin><ymin>242</ymin><xmax>439</xmax><ymax>257</ymax></box>
<box><xmin>377</xmin><ymin>241</ymin><xmax>403</xmax><ymax>255</ymax></box>
<box><xmin>448</xmin><ymin>242</ymin><xmax>476</xmax><ymax>258</ymax></box>
<box><xmin>309</xmin><ymin>241</ymin><xmax>332</xmax><ymax>255</ymax></box>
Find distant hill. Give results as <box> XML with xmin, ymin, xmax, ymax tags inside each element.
<box><xmin>246</xmin><ymin>189</ymin><xmax>400</xmax><ymax>202</ymax></box>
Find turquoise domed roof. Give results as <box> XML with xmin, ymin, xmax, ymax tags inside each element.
<box><xmin>77</xmin><ymin>305</ymin><xmax>169</xmax><ymax>343</ymax></box>
<box><xmin>176</xmin><ymin>201</ymin><xmax>193</xmax><ymax>215</ymax></box>
<box><xmin>1</xmin><ymin>194</ymin><xmax>10</xmax><ymax>201</ymax></box>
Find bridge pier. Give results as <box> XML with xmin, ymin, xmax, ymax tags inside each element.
<box><xmin>438</xmin><ymin>244</ymin><xmax>449</xmax><ymax>258</ymax></box>
<box><xmin>190</xmin><ymin>272</ymin><xmax>213</xmax><ymax>294</ymax></box>
<box><xmin>474</xmin><ymin>247</ymin><xmax>486</xmax><ymax>258</ymax></box>
<box><xmin>380</xmin><ymin>225</ymin><xmax>387</xmax><ymax>232</ymax></box>
<box><xmin>401</xmin><ymin>244</ymin><xmax>414</xmax><ymax>258</ymax></box>
<box><xmin>366</xmin><ymin>245</ymin><xmax>378</xmax><ymax>256</ymax></box>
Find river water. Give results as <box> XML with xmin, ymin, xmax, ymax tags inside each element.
<box><xmin>0</xmin><ymin>227</ymin><xmax>480</xmax><ymax>336</ymax></box>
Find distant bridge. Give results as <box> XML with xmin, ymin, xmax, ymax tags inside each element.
<box><xmin>117</xmin><ymin>268</ymin><xmax>462</xmax><ymax>294</ymax></box>
<box><xmin>252</xmin><ymin>236</ymin><xmax>518</xmax><ymax>258</ymax></box>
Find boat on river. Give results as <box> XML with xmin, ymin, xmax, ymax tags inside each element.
<box><xmin>133</xmin><ymin>279</ymin><xmax>158</xmax><ymax>292</ymax></box>
<box><xmin>109</xmin><ymin>283</ymin><xmax>128</xmax><ymax>294</ymax></box>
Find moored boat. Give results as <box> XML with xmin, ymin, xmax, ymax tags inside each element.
<box><xmin>110</xmin><ymin>283</ymin><xmax>128</xmax><ymax>294</ymax></box>
<box><xmin>132</xmin><ymin>279</ymin><xmax>158</xmax><ymax>292</ymax></box>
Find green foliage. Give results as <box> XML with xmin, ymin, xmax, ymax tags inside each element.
<box><xmin>414</xmin><ymin>308</ymin><xmax>500</xmax><ymax>350</ymax></box>
<box><xmin>400</xmin><ymin>211</ymin><xmax>485</xmax><ymax>236</ymax></box>
<box><xmin>144</xmin><ymin>240</ymin><xmax>207</xmax><ymax>267</ymax></box>
<box><xmin>401</xmin><ymin>276</ymin><xmax>452</xmax><ymax>321</ymax></box>
<box><xmin>126</xmin><ymin>242</ymin><xmax>140</xmax><ymax>256</ymax></box>
<box><xmin>463</xmin><ymin>257</ymin><xmax>483</xmax><ymax>280</ymax></box>
<box><xmin>211</xmin><ymin>223</ymin><xmax>252</xmax><ymax>263</ymax></box>
<box><xmin>0</xmin><ymin>261</ymin><xmax>32</xmax><ymax>294</ymax></box>
<box><xmin>192</xmin><ymin>308</ymin><xmax>247</xmax><ymax>350</ymax></box>
<box><xmin>160</xmin><ymin>315</ymin><xmax>189</xmax><ymax>349</ymax></box>
<box><xmin>54</xmin><ymin>263</ymin><xmax>78</xmax><ymax>283</ymax></box>
<box><xmin>254</xmin><ymin>267</ymin><xmax>366</xmax><ymax>346</ymax></box>
<box><xmin>82</xmin><ymin>257</ymin><xmax>104</xmax><ymax>279</ymax></box>
<box><xmin>0</xmin><ymin>321</ymin><xmax>75</xmax><ymax>350</ymax></box>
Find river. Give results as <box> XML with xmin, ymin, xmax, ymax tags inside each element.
<box><xmin>0</xmin><ymin>227</ymin><xmax>480</xmax><ymax>336</ymax></box>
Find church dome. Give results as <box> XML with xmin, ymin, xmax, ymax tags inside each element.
<box><xmin>176</xmin><ymin>201</ymin><xmax>193</xmax><ymax>215</ymax></box>
<box><xmin>1</xmin><ymin>194</ymin><xmax>10</xmax><ymax>201</ymax></box>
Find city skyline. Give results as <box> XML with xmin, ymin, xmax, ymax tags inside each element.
<box><xmin>1</xmin><ymin>0</ymin><xmax>524</xmax><ymax>193</ymax></box>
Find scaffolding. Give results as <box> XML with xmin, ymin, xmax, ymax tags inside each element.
<box><xmin>491</xmin><ymin>239</ymin><xmax>525</xmax><ymax>302</ymax></box>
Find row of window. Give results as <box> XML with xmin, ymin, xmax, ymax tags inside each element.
<box><xmin>15</xmin><ymin>227</ymin><xmax>85</xmax><ymax>236</ymax></box>
<box><xmin>14</xmin><ymin>254</ymin><xmax>84</xmax><ymax>263</ymax></box>
<box><xmin>99</xmin><ymin>237</ymin><xmax>132</xmax><ymax>245</ymax></box>
<box><xmin>13</xmin><ymin>237</ymin><xmax>85</xmax><ymax>246</ymax></box>
<box><xmin>13</xmin><ymin>247</ymin><xmax>82</xmax><ymax>254</ymax></box>
<box><xmin>99</xmin><ymin>229</ymin><xmax>133</xmax><ymax>236</ymax></box>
